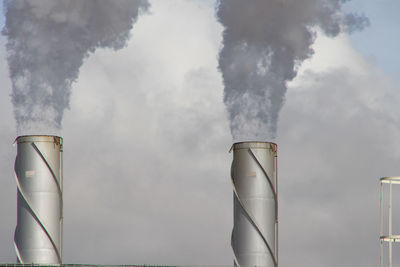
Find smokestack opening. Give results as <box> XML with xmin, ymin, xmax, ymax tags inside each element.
<box><xmin>14</xmin><ymin>135</ymin><xmax>63</xmax><ymax>264</ymax></box>
<box><xmin>231</xmin><ymin>141</ymin><xmax>278</xmax><ymax>267</ymax></box>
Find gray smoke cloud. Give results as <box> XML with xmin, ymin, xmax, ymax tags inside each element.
<box><xmin>2</xmin><ymin>0</ymin><xmax>149</xmax><ymax>134</ymax></box>
<box><xmin>216</xmin><ymin>0</ymin><xmax>369</xmax><ymax>141</ymax></box>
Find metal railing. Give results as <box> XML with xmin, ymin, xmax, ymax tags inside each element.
<box><xmin>0</xmin><ymin>265</ymin><xmax>230</xmax><ymax>267</ymax></box>
<box><xmin>380</xmin><ymin>176</ymin><xmax>400</xmax><ymax>267</ymax></box>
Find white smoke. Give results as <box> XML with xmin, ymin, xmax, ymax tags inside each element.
<box><xmin>2</xmin><ymin>0</ymin><xmax>149</xmax><ymax>134</ymax></box>
<box><xmin>216</xmin><ymin>0</ymin><xmax>369</xmax><ymax>141</ymax></box>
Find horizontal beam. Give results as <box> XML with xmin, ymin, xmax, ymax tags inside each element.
<box><xmin>380</xmin><ymin>177</ymin><xmax>400</xmax><ymax>184</ymax></box>
<box><xmin>380</xmin><ymin>235</ymin><xmax>400</xmax><ymax>243</ymax></box>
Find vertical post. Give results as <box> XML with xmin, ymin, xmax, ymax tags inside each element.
<box><xmin>60</xmin><ymin>142</ymin><xmax>64</xmax><ymax>263</ymax></box>
<box><xmin>380</xmin><ymin>182</ymin><xmax>383</xmax><ymax>267</ymax></box>
<box><xmin>389</xmin><ymin>181</ymin><xmax>392</xmax><ymax>267</ymax></box>
<box><xmin>275</xmin><ymin>153</ymin><xmax>278</xmax><ymax>267</ymax></box>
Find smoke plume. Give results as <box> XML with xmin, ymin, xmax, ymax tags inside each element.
<box><xmin>216</xmin><ymin>0</ymin><xmax>369</xmax><ymax>141</ymax></box>
<box><xmin>2</xmin><ymin>0</ymin><xmax>149</xmax><ymax>134</ymax></box>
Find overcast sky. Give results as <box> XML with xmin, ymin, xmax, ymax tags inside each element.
<box><xmin>1</xmin><ymin>0</ymin><xmax>400</xmax><ymax>266</ymax></box>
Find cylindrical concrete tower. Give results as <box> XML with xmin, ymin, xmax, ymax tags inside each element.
<box><xmin>14</xmin><ymin>135</ymin><xmax>63</xmax><ymax>264</ymax></box>
<box><xmin>231</xmin><ymin>142</ymin><xmax>278</xmax><ymax>267</ymax></box>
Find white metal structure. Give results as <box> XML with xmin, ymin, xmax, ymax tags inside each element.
<box><xmin>230</xmin><ymin>142</ymin><xmax>278</xmax><ymax>267</ymax></box>
<box><xmin>380</xmin><ymin>176</ymin><xmax>400</xmax><ymax>267</ymax></box>
<box><xmin>14</xmin><ymin>135</ymin><xmax>63</xmax><ymax>264</ymax></box>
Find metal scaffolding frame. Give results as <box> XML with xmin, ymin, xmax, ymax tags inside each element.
<box><xmin>380</xmin><ymin>177</ymin><xmax>400</xmax><ymax>267</ymax></box>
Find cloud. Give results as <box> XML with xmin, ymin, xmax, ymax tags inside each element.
<box><xmin>278</xmin><ymin>33</ymin><xmax>400</xmax><ymax>267</ymax></box>
<box><xmin>0</xmin><ymin>34</ymin><xmax>16</xmax><ymax>262</ymax></box>
<box><xmin>60</xmin><ymin>0</ymin><xmax>231</xmax><ymax>264</ymax></box>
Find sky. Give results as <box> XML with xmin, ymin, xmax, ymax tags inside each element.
<box><xmin>344</xmin><ymin>0</ymin><xmax>400</xmax><ymax>76</ymax></box>
<box><xmin>1</xmin><ymin>0</ymin><xmax>400</xmax><ymax>266</ymax></box>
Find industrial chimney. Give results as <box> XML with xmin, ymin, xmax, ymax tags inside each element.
<box><xmin>230</xmin><ymin>142</ymin><xmax>278</xmax><ymax>267</ymax></box>
<box><xmin>14</xmin><ymin>135</ymin><xmax>63</xmax><ymax>264</ymax></box>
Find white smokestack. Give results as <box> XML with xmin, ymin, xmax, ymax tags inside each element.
<box><xmin>231</xmin><ymin>142</ymin><xmax>278</xmax><ymax>267</ymax></box>
<box><xmin>14</xmin><ymin>135</ymin><xmax>63</xmax><ymax>264</ymax></box>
